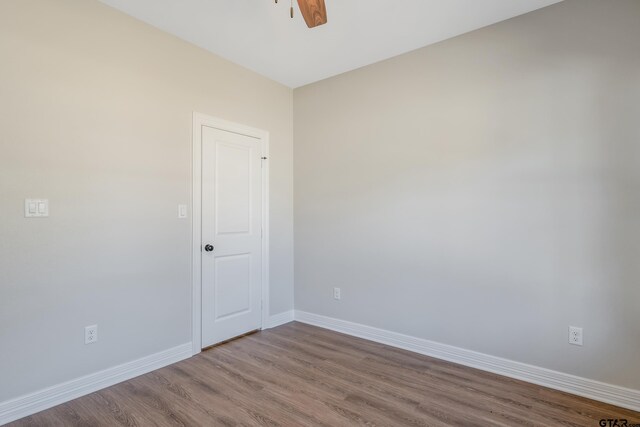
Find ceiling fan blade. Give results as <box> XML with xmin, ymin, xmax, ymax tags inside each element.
<box><xmin>296</xmin><ymin>0</ymin><xmax>327</xmax><ymax>28</ymax></box>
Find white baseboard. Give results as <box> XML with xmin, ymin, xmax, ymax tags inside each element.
<box><xmin>294</xmin><ymin>310</ymin><xmax>640</xmax><ymax>412</ymax></box>
<box><xmin>266</xmin><ymin>310</ymin><xmax>295</xmax><ymax>329</ymax></box>
<box><xmin>0</xmin><ymin>343</ymin><xmax>192</xmax><ymax>426</ymax></box>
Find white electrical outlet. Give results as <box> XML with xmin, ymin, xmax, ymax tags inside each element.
<box><xmin>333</xmin><ymin>287</ymin><xmax>341</xmax><ymax>300</ymax></box>
<box><xmin>85</xmin><ymin>325</ymin><xmax>98</xmax><ymax>344</ymax></box>
<box><xmin>569</xmin><ymin>326</ymin><xmax>583</xmax><ymax>346</ymax></box>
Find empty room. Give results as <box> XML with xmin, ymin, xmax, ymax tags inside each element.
<box><xmin>1</xmin><ymin>0</ymin><xmax>639</xmax><ymax>425</ymax></box>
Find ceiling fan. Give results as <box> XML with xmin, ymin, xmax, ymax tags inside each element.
<box><xmin>274</xmin><ymin>0</ymin><xmax>328</xmax><ymax>28</ymax></box>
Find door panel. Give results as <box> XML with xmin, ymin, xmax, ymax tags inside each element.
<box><xmin>201</xmin><ymin>126</ymin><xmax>262</xmax><ymax>347</ymax></box>
<box><xmin>214</xmin><ymin>254</ymin><xmax>251</xmax><ymax>320</ymax></box>
<box><xmin>215</xmin><ymin>143</ymin><xmax>251</xmax><ymax>234</ymax></box>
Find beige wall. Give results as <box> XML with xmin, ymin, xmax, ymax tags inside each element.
<box><xmin>294</xmin><ymin>0</ymin><xmax>640</xmax><ymax>389</ymax></box>
<box><xmin>0</xmin><ymin>0</ymin><xmax>293</xmax><ymax>401</ymax></box>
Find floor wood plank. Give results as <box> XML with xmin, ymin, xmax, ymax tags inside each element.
<box><xmin>9</xmin><ymin>322</ymin><xmax>640</xmax><ymax>426</ymax></box>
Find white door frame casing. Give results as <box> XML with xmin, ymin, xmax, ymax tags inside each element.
<box><xmin>191</xmin><ymin>112</ymin><xmax>270</xmax><ymax>355</ymax></box>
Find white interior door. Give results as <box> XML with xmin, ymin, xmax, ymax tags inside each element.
<box><xmin>201</xmin><ymin>126</ymin><xmax>263</xmax><ymax>347</ymax></box>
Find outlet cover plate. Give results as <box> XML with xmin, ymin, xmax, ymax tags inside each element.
<box><xmin>569</xmin><ymin>326</ymin><xmax>583</xmax><ymax>346</ymax></box>
<box><xmin>85</xmin><ymin>325</ymin><xmax>98</xmax><ymax>344</ymax></box>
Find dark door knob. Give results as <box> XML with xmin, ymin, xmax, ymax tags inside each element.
<box><xmin>204</xmin><ymin>244</ymin><xmax>214</xmax><ymax>252</ymax></box>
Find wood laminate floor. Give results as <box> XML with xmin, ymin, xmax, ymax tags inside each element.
<box><xmin>11</xmin><ymin>322</ymin><xmax>640</xmax><ymax>426</ymax></box>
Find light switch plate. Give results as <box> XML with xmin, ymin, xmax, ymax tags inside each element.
<box><xmin>178</xmin><ymin>204</ymin><xmax>188</xmax><ymax>219</ymax></box>
<box><xmin>25</xmin><ymin>199</ymin><xmax>49</xmax><ymax>217</ymax></box>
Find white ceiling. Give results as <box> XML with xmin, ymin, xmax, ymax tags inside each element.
<box><xmin>99</xmin><ymin>0</ymin><xmax>561</xmax><ymax>88</ymax></box>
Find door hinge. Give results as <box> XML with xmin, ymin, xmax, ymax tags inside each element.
<box><xmin>261</xmin><ymin>156</ymin><xmax>267</xmax><ymax>168</ymax></box>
